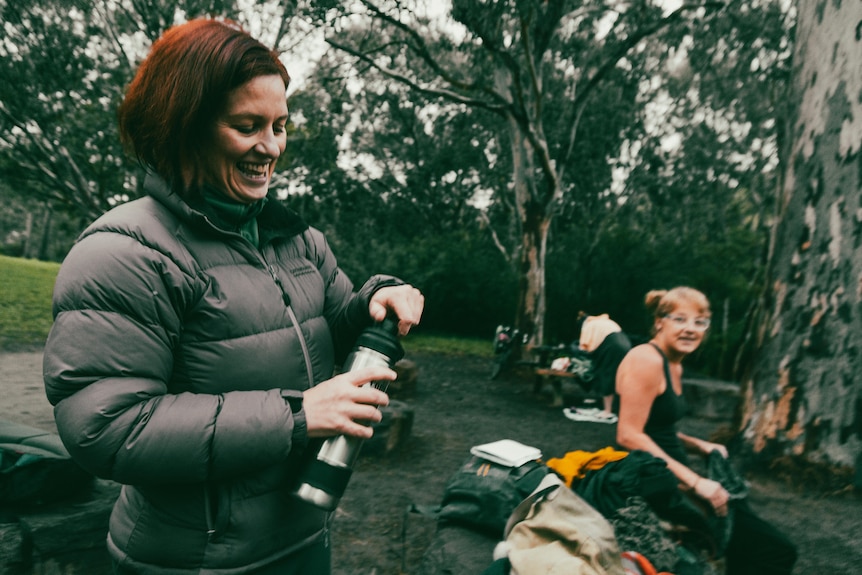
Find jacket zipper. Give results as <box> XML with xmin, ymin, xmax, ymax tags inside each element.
<box><xmin>267</xmin><ymin>263</ymin><xmax>315</xmax><ymax>388</ymax></box>
<box><xmin>204</xmin><ymin>483</ymin><xmax>214</xmax><ymax>536</ymax></box>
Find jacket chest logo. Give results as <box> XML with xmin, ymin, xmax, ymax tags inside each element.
<box><xmin>289</xmin><ymin>264</ymin><xmax>315</xmax><ymax>278</ymax></box>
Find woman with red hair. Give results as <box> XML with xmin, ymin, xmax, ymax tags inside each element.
<box><xmin>43</xmin><ymin>18</ymin><xmax>423</xmax><ymax>574</ymax></box>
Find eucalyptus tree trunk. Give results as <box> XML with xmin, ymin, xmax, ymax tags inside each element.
<box><xmin>741</xmin><ymin>0</ymin><xmax>862</xmax><ymax>469</ymax></box>
<box><xmin>496</xmin><ymin>66</ymin><xmax>552</xmax><ymax>344</ymax></box>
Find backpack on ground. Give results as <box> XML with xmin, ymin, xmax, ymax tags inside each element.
<box><xmin>411</xmin><ymin>452</ymin><xmax>549</xmax><ymax>538</ymax></box>
<box><xmin>0</xmin><ymin>419</ymin><xmax>93</xmax><ymax>507</ymax></box>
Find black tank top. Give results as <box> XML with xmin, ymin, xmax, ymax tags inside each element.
<box><xmin>644</xmin><ymin>343</ymin><xmax>689</xmax><ymax>463</ymax></box>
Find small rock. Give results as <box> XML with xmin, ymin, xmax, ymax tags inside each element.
<box><xmin>389</xmin><ymin>359</ymin><xmax>419</xmax><ymax>398</ymax></box>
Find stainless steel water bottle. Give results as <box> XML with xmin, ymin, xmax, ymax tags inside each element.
<box><xmin>292</xmin><ymin>317</ymin><xmax>404</xmax><ymax>511</ymax></box>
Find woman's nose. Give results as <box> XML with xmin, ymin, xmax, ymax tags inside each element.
<box><xmin>255</xmin><ymin>128</ymin><xmax>281</xmax><ymax>157</ymax></box>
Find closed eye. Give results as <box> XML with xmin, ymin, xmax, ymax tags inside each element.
<box><xmin>234</xmin><ymin>122</ymin><xmax>286</xmax><ymax>136</ymax></box>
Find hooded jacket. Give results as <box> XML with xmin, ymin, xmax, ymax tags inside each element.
<box><xmin>43</xmin><ymin>175</ymin><xmax>402</xmax><ymax>573</ymax></box>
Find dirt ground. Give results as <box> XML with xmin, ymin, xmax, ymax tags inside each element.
<box><xmin>2</xmin><ymin>350</ymin><xmax>861</xmax><ymax>574</ymax></box>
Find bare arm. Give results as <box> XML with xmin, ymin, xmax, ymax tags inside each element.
<box><xmin>678</xmin><ymin>431</ymin><xmax>729</xmax><ymax>459</ymax></box>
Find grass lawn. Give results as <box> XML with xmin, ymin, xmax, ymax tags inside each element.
<box><xmin>0</xmin><ymin>255</ymin><xmax>59</xmax><ymax>350</ymax></box>
<box><xmin>402</xmin><ymin>331</ymin><xmax>489</xmax><ymax>358</ymax></box>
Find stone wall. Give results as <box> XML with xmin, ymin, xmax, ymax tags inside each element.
<box><xmin>0</xmin><ymin>480</ymin><xmax>118</xmax><ymax>575</ymax></box>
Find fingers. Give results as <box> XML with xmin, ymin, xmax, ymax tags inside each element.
<box><xmin>706</xmin><ymin>483</ymin><xmax>730</xmax><ymax>516</ymax></box>
<box><xmin>331</xmin><ymin>404</ymin><xmax>386</xmax><ymax>439</ymax></box>
<box><xmin>702</xmin><ymin>441</ymin><xmax>728</xmax><ymax>459</ymax></box>
<box><xmin>711</xmin><ymin>490</ymin><xmax>729</xmax><ymax>516</ymax></box>
<box><xmin>694</xmin><ymin>478</ymin><xmax>730</xmax><ymax>517</ymax></box>
<box><xmin>345</xmin><ymin>365</ymin><xmax>396</xmax><ymax>390</ymax></box>
<box><xmin>369</xmin><ymin>285</ymin><xmax>425</xmax><ymax>335</ymax></box>
<box><xmin>302</xmin><ymin>367</ymin><xmax>395</xmax><ymax>439</ymax></box>
<box><xmin>332</xmin><ymin>366</ymin><xmax>394</xmax><ymax>408</ymax></box>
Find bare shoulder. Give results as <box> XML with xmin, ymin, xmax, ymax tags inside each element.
<box><xmin>621</xmin><ymin>343</ymin><xmax>663</xmax><ymax>368</ymax></box>
<box><xmin>617</xmin><ymin>343</ymin><xmax>664</xmax><ymax>392</ymax></box>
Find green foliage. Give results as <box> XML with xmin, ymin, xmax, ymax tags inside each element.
<box><xmin>367</xmin><ymin>231</ymin><xmax>517</xmax><ymax>337</ymax></box>
<box><xmin>0</xmin><ymin>0</ymin><xmax>132</xmax><ymax>219</ymax></box>
<box><xmin>0</xmin><ymin>255</ymin><xmax>58</xmax><ymax>350</ymax></box>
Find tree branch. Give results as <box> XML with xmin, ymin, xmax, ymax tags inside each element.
<box><xmin>558</xmin><ymin>1</ymin><xmax>726</xmax><ymax>183</ymax></box>
<box><xmin>94</xmin><ymin>0</ymin><xmax>136</xmax><ymax>74</ymax></box>
<box><xmin>477</xmin><ymin>209</ymin><xmax>512</xmax><ymax>264</ymax></box>
<box><xmin>273</xmin><ymin>0</ymin><xmax>295</xmax><ymax>49</ymax></box>
<box><xmin>0</xmin><ymin>102</ymin><xmax>102</xmax><ymax>218</ymax></box>
<box><xmin>325</xmin><ymin>37</ymin><xmax>508</xmax><ymax>114</ymax></box>
<box><xmin>356</xmin><ymin>0</ymin><xmax>503</xmax><ymax>101</ymax></box>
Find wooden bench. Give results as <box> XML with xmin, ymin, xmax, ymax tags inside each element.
<box><xmin>533</xmin><ymin>368</ymin><xmax>586</xmax><ymax>407</ymax></box>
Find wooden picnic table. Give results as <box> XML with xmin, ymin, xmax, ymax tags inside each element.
<box><xmin>532</xmin><ymin>366</ymin><xmax>592</xmax><ymax>407</ymax></box>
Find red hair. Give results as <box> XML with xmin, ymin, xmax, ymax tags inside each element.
<box><xmin>118</xmin><ymin>19</ymin><xmax>290</xmax><ymax>193</ymax></box>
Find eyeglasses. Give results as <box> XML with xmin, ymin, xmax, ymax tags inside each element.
<box><xmin>663</xmin><ymin>314</ymin><xmax>711</xmax><ymax>331</ymax></box>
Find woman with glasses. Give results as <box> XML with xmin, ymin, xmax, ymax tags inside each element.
<box><xmin>615</xmin><ymin>287</ymin><xmax>796</xmax><ymax>575</ymax></box>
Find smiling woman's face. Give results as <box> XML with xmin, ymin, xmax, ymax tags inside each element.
<box><xmin>655</xmin><ymin>299</ymin><xmax>710</xmax><ymax>357</ymax></box>
<box><xmin>203</xmin><ymin>74</ymin><xmax>288</xmax><ymax>203</ymax></box>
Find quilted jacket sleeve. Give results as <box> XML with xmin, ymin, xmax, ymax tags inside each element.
<box><xmin>43</xmin><ymin>227</ymin><xmax>304</xmax><ymax>485</ymax></box>
<box><xmin>300</xmin><ymin>227</ymin><xmax>404</xmax><ymax>362</ymax></box>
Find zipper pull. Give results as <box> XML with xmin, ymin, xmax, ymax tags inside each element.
<box><xmin>269</xmin><ymin>265</ymin><xmax>291</xmax><ymax>306</ymax></box>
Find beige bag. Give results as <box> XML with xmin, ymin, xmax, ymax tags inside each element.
<box><xmin>500</xmin><ymin>474</ymin><xmax>625</xmax><ymax>575</ymax></box>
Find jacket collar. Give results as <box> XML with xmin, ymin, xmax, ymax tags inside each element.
<box><xmin>144</xmin><ymin>173</ymin><xmax>309</xmax><ymax>244</ymax></box>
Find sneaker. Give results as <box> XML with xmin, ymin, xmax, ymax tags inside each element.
<box><xmin>563</xmin><ymin>406</ymin><xmax>603</xmax><ymax>418</ymax></box>
<box><xmin>562</xmin><ymin>407</ymin><xmax>618</xmax><ymax>424</ymax></box>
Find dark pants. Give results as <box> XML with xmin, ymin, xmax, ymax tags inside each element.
<box><xmin>112</xmin><ymin>538</ymin><xmax>331</xmax><ymax>575</ymax></box>
<box><xmin>590</xmin><ymin>331</ymin><xmax>632</xmax><ymax>400</ymax></box>
<box><xmin>725</xmin><ymin>501</ymin><xmax>797</xmax><ymax>575</ymax></box>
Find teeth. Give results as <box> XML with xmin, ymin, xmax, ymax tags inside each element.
<box><xmin>238</xmin><ymin>162</ymin><xmax>268</xmax><ymax>176</ymax></box>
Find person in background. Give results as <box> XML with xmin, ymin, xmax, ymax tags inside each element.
<box><xmin>615</xmin><ymin>287</ymin><xmax>796</xmax><ymax>575</ymax></box>
<box><xmin>42</xmin><ymin>18</ymin><xmax>423</xmax><ymax>575</ymax></box>
<box><xmin>563</xmin><ymin>313</ymin><xmax>631</xmax><ymax>424</ymax></box>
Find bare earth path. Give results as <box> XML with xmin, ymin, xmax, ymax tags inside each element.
<box><xmin>0</xmin><ymin>351</ymin><xmax>56</xmax><ymax>435</ymax></box>
<box><xmin>2</xmin><ymin>350</ymin><xmax>861</xmax><ymax>574</ymax></box>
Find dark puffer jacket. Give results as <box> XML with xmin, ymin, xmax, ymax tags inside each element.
<box><xmin>43</xmin><ymin>175</ymin><xmax>401</xmax><ymax>573</ymax></box>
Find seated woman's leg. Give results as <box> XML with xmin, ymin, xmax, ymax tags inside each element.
<box><xmin>724</xmin><ymin>501</ymin><xmax>796</xmax><ymax>575</ymax></box>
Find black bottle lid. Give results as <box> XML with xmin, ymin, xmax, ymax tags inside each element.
<box><xmin>355</xmin><ymin>317</ymin><xmax>405</xmax><ymax>365</ymax></box>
